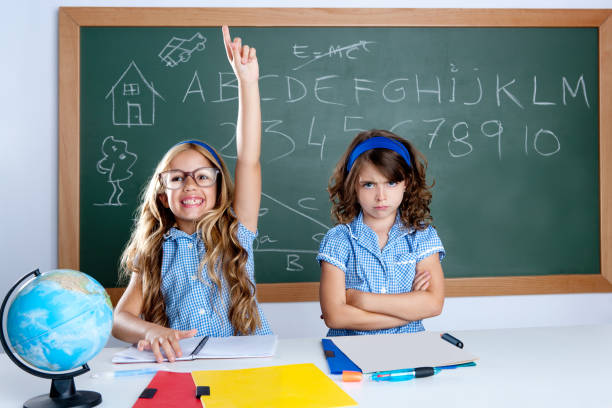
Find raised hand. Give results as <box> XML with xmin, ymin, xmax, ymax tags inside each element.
<box><xmin>222</xmin><ymin>25</ymin><xmax>259</xmax><ymax>84</ymax></box>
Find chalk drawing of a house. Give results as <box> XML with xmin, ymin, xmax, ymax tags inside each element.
<box><xmin>105</xmin><ymin>61</ymin><xmax>164</xmax><ymax>127</ymax></box>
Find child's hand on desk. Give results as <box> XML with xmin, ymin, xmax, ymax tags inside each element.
<box><xmin>137</xmin><ymin>327</ymin><xmax>197</xmax><ymax>363</ymax></box>
<box><xmin>222</xmin><ymin>25</ymin><xmax>259</xmax><ymax>84</ymax></box>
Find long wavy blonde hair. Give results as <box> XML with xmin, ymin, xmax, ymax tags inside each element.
<box><xmin>119</xmin><ymin>142</ymin><xmax>261</xmax><ymax>335</ymax></box>
<box><xmin>328</xmin><ymin>129</ymin><xmax>434</xmax><ymax>230</ymax></box>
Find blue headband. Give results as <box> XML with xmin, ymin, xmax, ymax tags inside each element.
<box><xmin>176</xmin><ymin>140</ymin><xmax>221</xmax><ymax>166</ymax></box>
<box><xmin>346</xmin><ymin>136</ymin><xmax>412</xmax><ymax>172</ymax></box>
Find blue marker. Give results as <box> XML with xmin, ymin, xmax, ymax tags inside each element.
<box><xmin>91</xmin><ymin>367</ymin><xmax>161</xmax><ymax>379</ymax></box>
<box><xmin>371</xmin><ymin>362</ymin><xmax>476</xmax><ymax>382</ymax></box>
<box><xmin>372</xmin><ymin>367</ymin><xmax>439</xmax><ymax>382</ymax></box>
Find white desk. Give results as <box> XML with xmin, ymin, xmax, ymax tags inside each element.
<box><xmin>2</xmin><ymin>325</ymin><xmax>611</xmax><ymax>407</ymax></box>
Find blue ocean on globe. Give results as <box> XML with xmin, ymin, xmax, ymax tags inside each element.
<box><xmin>6</xmin><ymin>269</ymin><xmax>113</xmax><ymax>372</ymax></box>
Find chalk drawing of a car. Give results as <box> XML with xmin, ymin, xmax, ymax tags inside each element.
<box><xmin>159</xmin><ymin>33</ymin><xmax>207</xmax><ymax>67</ymax></box>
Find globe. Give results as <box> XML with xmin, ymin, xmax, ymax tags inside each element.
<box><xmin>5</xmin><ymin>269</ymin><xmax>113</xmax><ymax>372</ymax></box>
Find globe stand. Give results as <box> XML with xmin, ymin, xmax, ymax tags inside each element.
<box><xmin>0</xmin><ymin>269</ymin><xmax>102</xmax><ymax>408</ymax></box>
<box><xmin>23</xmin><ymin>377</ymin><xmax>102</xmax><ymax>408</ymax></box>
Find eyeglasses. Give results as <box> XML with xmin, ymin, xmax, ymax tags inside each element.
<box><xmin>158</xmin><ymin>167</ymin><xmax>220</xmax><ymax>190</ymax></box>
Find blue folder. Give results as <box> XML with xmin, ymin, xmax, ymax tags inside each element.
<box><xmin>321</xmin><ymin>338</ymin><xmax>362</xmax><ymax>374</ymax></box>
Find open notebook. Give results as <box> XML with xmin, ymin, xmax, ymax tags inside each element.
<box><xmin>112</xmin><ymin>334</ymin><xmax>277</xmax><ymax>364</ymax></box>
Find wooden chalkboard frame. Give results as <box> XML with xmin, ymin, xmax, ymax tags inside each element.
<box><xmin>59</xmin><ymin>7</ymin><xmax>612</xmax><ymax>303</ymax></box>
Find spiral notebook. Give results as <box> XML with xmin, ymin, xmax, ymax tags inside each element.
<box><xmin>112</xmin><ymin>334</ymin><xmax>277</xmax><ymax>364</ymax></box>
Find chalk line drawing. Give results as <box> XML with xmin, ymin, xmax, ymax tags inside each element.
<box><xmin>105</xmin><ymin>61</ymin><xmax>164</xmax><ymax>127</ymax></box>
<box><xmin>95</xmin><ymin>136</ymin><xmax>138</xmax><ymax>206</ymax></box>
<box><xmin>298</xmin><ymin>197</ymin><xmax>319</xmax><ymax>211</ymax></box>
<box><xmin>252</xmin><ymin>192</ymin><xmax>330</xmax><ymax>256</ymax></box>
<box><xmin>293</xmin><ymin>40</ymin><xmax>376</xmax><ymax>71</ymax></box>
<box><xmin>159</xmin><ymin>33</ymin><xmax>207</xmax><ymax>68</ymax></box>
<box><xmin>312</xmin><ymin>232</ymin><xmax>326</xmax><ymax>243</ymax></box>
<box><xmin>261</xmin><ymin>192</ymin><xmax>331</xmax><ymax>231</ymax></box>
<box><xmin>254</xmin><ymin>248</ymin><xmax>319</xmax><ymax>254</ymax></box>
<box><xmin>263</xmin><ymin>120</ymin><xmax>296</xmax><ymax>163</ymax></box>
<box><xmin>285</xmin><ymin>254</ymin><xmax>305</xmax><ymax>271</ymax></box>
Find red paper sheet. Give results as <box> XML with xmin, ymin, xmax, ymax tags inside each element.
<box><xmin>132</xmin><ymin>371</ymin><xmax>201</xmax><ymax>408</ymax></box>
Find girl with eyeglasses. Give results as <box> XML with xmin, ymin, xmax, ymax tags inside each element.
<box><xmin>111</xmin><ymin>26</ymin><xmax>271</xmax><ymax>362</ymax></box>
<box><xmin>318</xmin><ymin>130</ymin><xmax>446</xmax><ymax>336</ymax></box>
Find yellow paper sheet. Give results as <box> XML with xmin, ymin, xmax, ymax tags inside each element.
<box><xmin>191</xmin><ymin>363</ymin><xmax>357</xmax><ymax>408</ymax></box>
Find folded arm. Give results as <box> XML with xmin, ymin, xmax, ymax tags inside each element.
<box><xmin>345</xmin><ymin>252</ymin><xmax>445</xmax><ymax>321</ymax></box>
<box><xmin>319</xmin><ymin>261</ymin><xmax>410</xmax><ymax>331</ymax></box>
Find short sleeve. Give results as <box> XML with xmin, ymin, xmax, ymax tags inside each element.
<box><xmin>236</xmin><ymin>222</ymin><xmax>258</xmax><ymax>253</ymax></box>
<box><xmin>316</xmin><ymin>225</ymin><xmax>352</xmax><ymax>273</ymax></box>
<box><xmin>415</xmin><ymin>226</ymin><xmax>445</xmax><ymax>263</ymax></box>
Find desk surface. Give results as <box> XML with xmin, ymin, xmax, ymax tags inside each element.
<box><xmin>2</xmin><ymin>325</ymin><xmax>612</xmax><ymax>407</ymax></box>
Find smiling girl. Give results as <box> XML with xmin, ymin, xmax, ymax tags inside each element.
<box><xmin>111</xmin><ymin>26</ymin><xmax>271</xmax><ymax>362</ymax></box>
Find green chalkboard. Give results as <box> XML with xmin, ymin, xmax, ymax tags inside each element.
<box><xmin>80</xmin><ymin>27</ymin><xmax>599</xmax><ymax>288</ymax></box>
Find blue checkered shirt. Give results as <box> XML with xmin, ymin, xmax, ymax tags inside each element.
<box><xmin>160</xmin><ymin>223</ymin><xmax>272</xmax><ymax>337</ymax></box>
<box><xmin>317</xmin><ymin>211</ymin><xmax>445</xmax><ymax>336</ymax></box>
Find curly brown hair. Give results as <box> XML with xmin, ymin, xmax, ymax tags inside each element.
<box><xmin>119</xmin><ymin>142</ymin><xmax>261</xmax><ymax>335</ymax></box>
<box><xmin>328</xmin><ymin>129</ymin><xmax>434</xmax><ymax>230</ymax></box>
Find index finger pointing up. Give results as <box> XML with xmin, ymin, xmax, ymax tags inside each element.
<box><xmin>222</xmin><ymin>25</ymin><xmax>233</xmax><ymax>61</ymax></box>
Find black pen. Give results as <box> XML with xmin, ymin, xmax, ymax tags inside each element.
<box><xmin>441</xmin><ymin>332</ymin><xmax>463</xmax><ymax>348</ymax></box>
<box><xmin>191</xmin><ymin>336</ymin><xmax>210</xmax><ymax>356</ymax></box>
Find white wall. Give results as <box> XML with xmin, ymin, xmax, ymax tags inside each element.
<box><xmin>2</xmin><ymin>0</ymin><xmax>612</xmax><ymax>343</ymax></box>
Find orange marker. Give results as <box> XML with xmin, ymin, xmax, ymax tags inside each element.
<box><xmin>342</xmin><ymin>370</ymin><xmax>363</xmax><ymax>382</ymax></box>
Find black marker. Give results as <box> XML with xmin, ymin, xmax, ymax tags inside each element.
<box><xmin>441</xmin><ymin>332</ymin><xmax>463</xmax><ymax>348</ymax></box>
